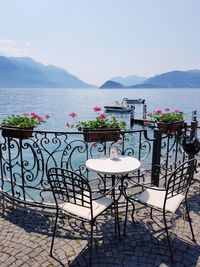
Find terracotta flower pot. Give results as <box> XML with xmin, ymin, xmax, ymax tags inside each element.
<box><xmin>1</xmin><ymin>126</ymin><xmax>34</xmax><ymax>139</ymax></box>
<box><xmin>157</xmin><ymin>121</ymin><xmax>184</xmax><ymax>134</ymax></box>
<box><xmin>83</xmin><ymin>128</ymin><xmax>121</xmax><ymax>142</ymax></box>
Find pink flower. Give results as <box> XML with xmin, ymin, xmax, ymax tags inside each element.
<box><xmin>22</xmin><ymin>112</ymin><xmax>30</xmax><ymax>117</ymax></box>
<box><xmin>143</xmin><ymin>120</ymin><xmax>149</xmax><ymax>126</ymax></box>
<box><xmin>30</xmin><ymin>112</ymin><xmax>44</xmax><ymax>121</ymax></box>
<box><xmin>165</xmin><ymin>108</ymin><xmax>170</xmax><ymax>112</ymax></box>
<box><xmin>93</xmin><ymin>106</ymin><xmax>102</xmax><ymax>112</ymax></box>
<box><xmin>170</xmin><ymin>131</ymin><xmax>176</xmax><ymax>136</ymax></box>
<box><xmin>174</xmin><ymin>109</ymin><xmax>181</xmax><ymax>113</ymax></box>
<box><xmin>31</xmin><ymin>113</ymin><xmax>41</xmax><ymax>120</ymax></box>
<box><xmin>69</xmin><ymin>112</ymin><xmax>77</xmax><ymax>118</ymax></box>
<box><xmin>117</xmin><ymin>140</ymin><xmax>123</xmax><ymax>145</ymax></box>
<box><xmin>147</xmin><ymin>112</ymin><xmax>151</xmax><ymax>116</ymax></box>
<box><xmin>99</xmin><ymin>113</ymin><xmax>106</xmax><ymax>119</ymax></box>
<box><xmin>66</xmin><ymin>122</ymin><xmax>71</xmax><ymax>128</ymax></box>
<box><xmin>38</xmin><ymin>116</ymin><xmax>44</xmax><ymax>121</ymax></box>
<box><xmin>45</xmin><ymin>114</ymin><xmax>50</xmax><ymax>119</ymax></box>
<box><xmin>155</xmin><ymin>109</ymin><xmax>162</xmax><ymax>114</ymax></box>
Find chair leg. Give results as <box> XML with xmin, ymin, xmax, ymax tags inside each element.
<box><xmin>130</xmin><ymin>201</ymin><xmax>136</xmax><ymax>224</ymax></box>
<box><xmin>89</xmin><ymin>221</ymin><xmax>94</xmax><ymax>267</ymax></box>
<box><xmin>185</xmin><ymin>201</ymin><xmax>196</xmax><ymax>242</ymax></box>
<box><xmin>124</xmin><ymin>198</ymin><xmax>136</xmax><ymax>236</ymax></box>
<box><xmin>50</xmin><ymin>209</ymin><xmax>59</xmax><ymax>256</ymax></box>
<box><xmin>163</xmin><ymin>212</ymin><xmax>174</xmax><ymax>263</ymax></box>
<box><xmin>116</xmin><ymin>201</ymin><xmax>121</xmax><ymax>239</ymax></box>
<box><xmin>123</xmin><ymin>199</ymin><xmax>129</xmax><ymax>236</ymax></box>
<box><xmin>150</xmin><ymin>207</ymin><xmax>153</xmax><ymax>220</ymax></box>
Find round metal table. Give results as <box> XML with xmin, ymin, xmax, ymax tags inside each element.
<box><xmin>86</xmin><ymin>156</ymin><xmax>141</xmax><ymax>175</ymax></box>
<box><xmin>86</xmin><ymin>156</ymin><xmax>141</xmax><ymax>237</ymax></box>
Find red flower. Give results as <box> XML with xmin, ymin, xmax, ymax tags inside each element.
<box><xmin>174</xmin><ymin>109</ymin><xmax>181</xmax><ymax>113</ymax></box>
<box><xmin>66</xmin><ymin>122</ymin><xmax>71</xmax><ymax>128</ymax></box>
<box><xmin>165</xmin><ymin>108</ymin><xmax>170</xmax><ymax>112</ymax></box>
<box><xmin>99</xmin><ymin>113</ymin><xmax>106</xmax><ymax>119</ymax></box>
<box><xmin>31</xmin><ymin>112</ymin><xmax>37</xmax><ymax>117</ymax></box>
<box><xmin>22</xmin><ymin>112</ymin><xmax>30</xmax><ymax>117</ymax></box>
<box><xmin>143</xmin><ymin>120</ymin><xmax>149</xmax><ymax>126</ymax></box>
<box><xmin>155</xmin><ymin>109</ymin><xmax>162</xmax><ymax>114</ymax></box>
<box><xmin>69</xmin><ymin>112</ymin><xmax>77</xmax><ymax>118</ymax></box>
<box><xmin>31</xmin><ymin>113</ymin><xmax>41</xmax><ymax>120</ymax></box>
<box><xmin>117</xmin><ymin>140</ymin><xmax>123</xmax><ymax>145</ymax></box>
<box><xmin>45</xmin><ymin>114</ymin><xmax>50</xmax><ymax>119</ymax></box>
<box><xmin>93</xmin><ymin>106</ymin><xmax>102</xmax><ymax>112</ymax></box>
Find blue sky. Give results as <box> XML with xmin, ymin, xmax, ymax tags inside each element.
<box><xmin>0</xmin><ymin>0</ymin><xmax>200</xmax><ymax>85</ymax></box>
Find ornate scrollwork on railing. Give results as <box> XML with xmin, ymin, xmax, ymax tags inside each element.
<box><xmin>159</xmin><ymin>131</ymin><xmax>186</xmax><ymax>169</ymax></box>
<box><xmin>0</xmin><ymin>127</ymin><xmax>188</xmax><ymax>208</ymax></box>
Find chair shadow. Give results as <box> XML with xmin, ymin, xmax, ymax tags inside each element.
<box><xmin>120</xmin><ymin>206</ymin><xmax>200</xmax><ymax>267</ymax></box>
<box><xmin>1</xmin><ymin>201</ymin><xmax>200</xmax><ymax>267</ymax></box>
<box><xmin>1</xmin><ymin>203</ymin><xmax>118</xmax><ymax>266</ymax></box>
<box><xmin>68</xmin><ymin>200</ymin><xmax>200</xmax><ymax>267</ymax></box>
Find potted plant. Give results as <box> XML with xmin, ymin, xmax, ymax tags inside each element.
<box><xmin>66</xmin><ymin>106</ymin><xmax>126</xmax><ymax>142</ymax></box>
<box><xmin>145</xmin><ymin>108</ymin><xmax>184</xmax><ymax>133</ymax></box>
<box><xmin>1</xmin><ymin>112</ymin><xmax>50</xmax><ymax>139</ymax></box>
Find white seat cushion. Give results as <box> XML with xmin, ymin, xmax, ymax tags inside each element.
<box><xmin>59</xmin><ymin>192</ymin><xmax>113</xmax><ymax>221</ymax></box>
<box><xmin>136</xmin><ymin>187</ymin><xmax>185</xmax><ymax>213</ymax></box>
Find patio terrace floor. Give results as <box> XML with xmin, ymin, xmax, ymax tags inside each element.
<box><xmin>0</xmin><ymin>175</ymin><xmax>199</xmax><ymax>267</ymax></box>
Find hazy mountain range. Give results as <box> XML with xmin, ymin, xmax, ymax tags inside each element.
<box><xmin>110</xmin><ymin>75</ymin><xmax>146</xmax><ymax>86</ymax></box>
<box><xmin>101</xmin><ymin>70</ymin><xmax>200</xmax><ymax>88</ymax></box>
<box><xmin>0</xmin><ymin>56</ymin><xmax>94</xmax><ymax>88</ymax></box>
<box><xmin>0</xmin><ymin>56</ymin><xmax>200</xmax><ymax>89</ymax></box>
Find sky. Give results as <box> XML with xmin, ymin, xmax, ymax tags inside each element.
<box><xmin>0</xmin><ymin>0</ymin><xmax>200</xmax><ymax>86</ymax></box>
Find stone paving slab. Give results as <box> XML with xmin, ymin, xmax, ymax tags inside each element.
<box><xmin>0</xmin><ymin>176</ymin><xmax>200</xmax><ymax>267</ymax></box>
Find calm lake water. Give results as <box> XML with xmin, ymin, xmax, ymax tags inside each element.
<box><xmin>0</xmin><ymin>87</ymin><xmax>199</xmax><ymax>131</ymax></box>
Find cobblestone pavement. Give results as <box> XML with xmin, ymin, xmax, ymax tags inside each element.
<box><xmin>0</xmin><ymin>176</ymin><xmax>199</xmax><ymax>267</ymax></box>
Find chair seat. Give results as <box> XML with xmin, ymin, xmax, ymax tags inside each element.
<box><xmin>59</xmin><ymin>193</ymin><xmax>113</xmax><ymax>221</ymax></box>
<box><xmin>136</xmin><ymin>187</ymin><xmax>185</xmax><ymax>213</ymax></box>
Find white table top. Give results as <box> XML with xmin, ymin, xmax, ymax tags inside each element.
<box><xmin>86</xmin><ymin>156</ymin><xmax>141</xmax><ymax>175</ymax></box>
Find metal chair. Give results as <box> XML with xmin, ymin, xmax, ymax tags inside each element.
<box><xmin>124</xmin><ymin>158</ymin><xmax>197</xmax><ymax>262</ymax></box>
<box><xmin>47</xmin><ymin>168</ymin><xmax>113</xmax><ymax>266</ymax></box>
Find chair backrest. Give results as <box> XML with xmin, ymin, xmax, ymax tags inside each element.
<box><xmin>165</xmin><ymin>158</ymin><xmax>197</xmax><ymax>200</ymax></box>
<box><xmin>47</xmin><ymin>168</ymin><xmax>92</xmax><ymax>210</ymax></box>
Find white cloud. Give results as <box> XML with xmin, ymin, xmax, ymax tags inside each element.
<box><xmin>0</xmin><ymin>46</ymin><xmax>22</xmax><ymax>56</ymax></box>
<box><xmin>0</xmin><ymin>39</ymin><xmax>16</xmax><ymax>46</ymax></box>
<box><xmin>0</xmin><ymin>38</ymin><xmax>30</xmax><ymax>57</ymax></box>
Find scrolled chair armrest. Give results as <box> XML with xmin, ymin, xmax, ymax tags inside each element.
<box><xmin>123</xmin><ymin>173</ymin><xmax>166</xmax><ymax>200</ymax></box>
<box><xmin>128</xmin><ymin>179</ymin><xmax>166</xmax><ymax>191</ymax></box>
<box><xmin>152</xmin><ymin>163</ymin><xmax>173</xmax><ymax>176</ymax></box>
<box><xmin>91</xmin><ymin>177</ymin><xmax>121</xmax><ymax>201</ymax></box>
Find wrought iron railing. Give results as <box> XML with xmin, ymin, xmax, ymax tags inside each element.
<box><xmin>0</xmin><ymin>124</ymin><xmax>197</xmax><ymax>208</ymax></box>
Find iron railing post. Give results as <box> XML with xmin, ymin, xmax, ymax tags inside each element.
<box><xmin>130</xmin><ymin>105</ymin><xmax>135</xmax><ymax>127</ymax></box>
<box><xmin>189</xmin><ymin>111</ymin><xmax>198</xmax><ymax>160</ymax></box>
<box><xmin>151</xmin><ymin>128</ymin><xmax>162</xmax><ymax>186</ymax></box>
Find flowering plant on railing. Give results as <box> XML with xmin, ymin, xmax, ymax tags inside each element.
<box><xmin>66</xmin><ymin>106</ymin><xmax>126</xmax><ymax>131</ymax></box>
<box><xmin>1</xmin><ymin>112</ymin><xmax>50</xmax><ymax>128</ymax></box>
<box><xmin>146</xmin><ymin>108</ymin><xmax>184</xmax><ymax>124</ymax></box>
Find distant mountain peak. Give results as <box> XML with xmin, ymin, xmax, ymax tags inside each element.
<box><xmin>100</xmin><ymin>69</ymin><xmax>200</xmax><ymax>89</ymax></box>
<box><xmin>110</xmin><ymin>74</ymin><xmax>146</xmax><ymax>86</ymax></box>
<box><xmin>0</xmin><ymin>56</ymin><xmax>95</xmax><ymax>88</ymax></box>
<box><xmin>100</xmin><ymin>80</ymin><xmax>124</xmax><ymax>89</ymax></box>
<box><xmin>187</xmin><ymin>69</ymin><xmax>200</xmax><ymax>73</ymax></box>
